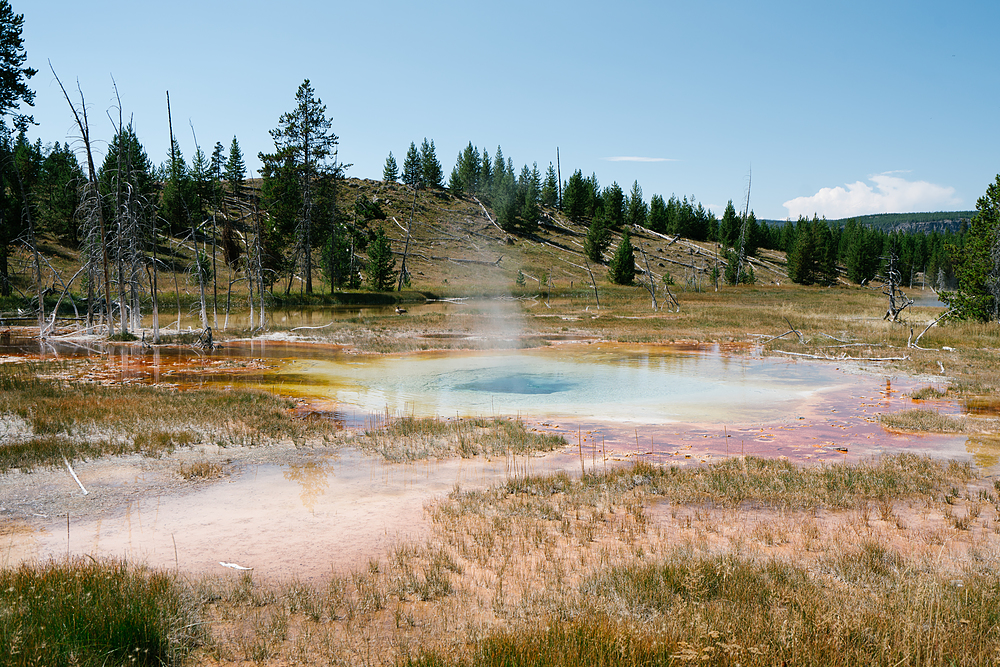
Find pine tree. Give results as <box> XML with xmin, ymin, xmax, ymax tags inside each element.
<box><xmin>648</xmin><ymin>194</ymin><xmax>667</xmax><ymax>234</ymax></box>
<box><xmin>210</xmin><ymin>142</ymin><xmax>225</xmax><ymax>182</ymax></box>
<box><xmin>401</xmin><ymin>142</ymin><xmax>422</xmax><ymax>188</ymax></box>
<box><xmin>602</xmin><ymin>183</ymin><xmax>625</xmax><ymax>229</ymax></box>
<box><xmin>420</xmin><ymin>138</ymin><xmax>442</xmax><ymax>188</ymax></box>
<box><xmin>584</xmin><ymin>218</ymin><xmax>611</xmax><ymax>264</ymax></box>
<box><xmin>518</xmin><ymin>164</ymin><xmax>539</xmax><ymax>233</ymax></box>
<box><xmin>718</xmin><ymin>201</ymin><xmax>739</xmax><ymax>249</ymax></box>
<box><xmin>366</xmin><ymin>226</ymin><xmax>396</xmax><ymax>291</ymax></box>
<box><xmin>479</xmin><ymin>148</ymin><xmax>492</xmax><ymax>191</ymax></box>
<box><xmin>608</xmin><ymin>230</ymin><xmax>636</xmax><ymax>285</ymax></box>
<box><xmin>562</xmin><ymin>170</ymin><xmax>588</xmax><ymax>220</ymax></box>
<box><xmin>36</xmin><ymin>142</ymin><xmax>84</xmax><ymax>246</ymax></box>
<box><xmin>941</xmin><ymin>175</ymin><xmax>1000</xmax><ymax>321</ymax></box>
<box><xmin>383</xmin><ymin>151</ymin><xmax>398</xmax><ymax>183</ymax></box>
<box><xmin>225</xmin><ymin>136</ymin><xmax>245</xmax><ymax>202</ymax></box>
<box><xmin>541</xmin><ymin>163</ymin><xmax>558</xmax><ymax>207</ymax></box>
<box><xmin>625</xmin><ymin>180</ymin><xmax>648</xmax><ymax>228</ymax></box>
<box><xmin>260</xmin><ymin>79</ymin><xmax>341</xmax><ymax>293</ymax></box>
<box><xmin>190</xmin><ymin>146</ymin><xmax>212</xmax><ymax>218</ymax></box>
<box><xmin>492</xmin><ymin>146</ymin><xmax>505</xmax><ymax>192</ymax></box>
<box><xmin>161</xmin><ymin>137</ymin><xmax>197</xmax><ymax>233</ymax></box>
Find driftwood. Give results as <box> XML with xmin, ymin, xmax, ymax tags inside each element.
<box><xmin>62</xmin><ymin>455</ymin><xmax>88</xmax><ymax>495</ymax></box>
<box><xmin>909</xmin><ymin>309</ymin><xmax>955</xmax><ymax>349</ymax></box>
<box><xmin>773</xmin><ymin>350</ymin><xmax>909</xmax><ymax>362</ymax></box>
<box><xmin>761</xmin><ymin>318</ymin><xmax>804</xmax><ymax>345</ymax></box>
<box><xmin>472</xmin><ymin>196</ymin><xmax>507</xmax><ymax>235</ymax></box>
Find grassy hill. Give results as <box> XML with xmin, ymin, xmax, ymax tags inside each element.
<box><xmin>344</xmin><ymin>179</ymin><xmax>790</xmax><ymax>296</ymax></box>
<box><xmin>3</xmin><ymin>177</ymin><xmax>795</xmax><ymax>320</ymax></box>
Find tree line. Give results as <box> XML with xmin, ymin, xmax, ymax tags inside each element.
<box><xmin>2</xmin><ymin>0</ymin><xmax>996</xmax><ymax>331</ymax></box>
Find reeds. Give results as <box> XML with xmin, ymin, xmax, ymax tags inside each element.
<box><xmin>354</xmin><ymin>414</ymin><xmax>565</xmax><ymax>461</ymax></box>
<box><xmin>0</xmin><ymin>362</ymin><xmax>336</xmax><ymax>472</ymax></box>
<box><xmin>0</xmin><ymin>557</ymin><xmax>200</xmax><ymax>666</ymax></box>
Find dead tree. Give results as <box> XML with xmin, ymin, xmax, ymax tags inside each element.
<box><xmin>735</xmin><ymin>167</ymin><xmax>752</xmax><ymax>285</ymax></box>
<box><xmin>51</xmin><ymin>64</ymin><xmax>114</xmax><ymax>336</ymax></box>
<box><xmin>638</xmin><ymin>245</ymin><xmax>659</xmax><ymax>311</ymax></box>
<box><xmin>583</xmin><ymin>259</ymin><xmax>600</xmax><ymax>309</ymax></box>
<box><xmin>880</xmin><ymin>249</ymin><xmax>914</xmax><ymax>322</ymax></box>
<box><xmin>397</xmin><ymin>183</ymin><xmax>417</xmax><ymax>291</ymax></box>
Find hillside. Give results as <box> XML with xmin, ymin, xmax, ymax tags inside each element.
<box><xmin>2</xmin><ymin>177</ymin><xmax>792</xmax><ymax>321</ymax></box>
<box><xmin>344</xmin><ymin>179</ymin><xmax>790</xmax><ymax>295</ymax></box>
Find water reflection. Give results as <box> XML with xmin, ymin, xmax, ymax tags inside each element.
<box><xmin>283</xmin><ymin>459</ymin><xmax>335</xmax><ymax>511</ymax></box>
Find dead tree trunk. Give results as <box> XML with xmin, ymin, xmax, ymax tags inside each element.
<box><xmin>584</xmin><ymin>259</ymin><xmax>601</xmax><ymax>310</ymax></box>
<box><xmin>638</xmin><ymin>245</ymin><xmax>659</xmax><ymax>311</ymax></box>
<box><xmin>397</xmin><ymin>184</ymin><xmax>416</xmax><ymax>291</ymax></box>
<box><xmin>51</xmin><ymin>64</ymin><xmax>114</xmax><ymax>336</ymax></box>
<box><xmin>881</xmin><ymin>249</ymin><xmax>914</xmax><ymax>322</ymax></box>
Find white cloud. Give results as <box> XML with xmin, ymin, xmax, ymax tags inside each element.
<box><xmin>602</xmin><ymin>156</ymin><xmax>677</xmax><ymax>162</ymax></box>
<box><xmin>782</xmin><ymin>173</ymin><xmax>961</xmax><ymax>219</ymax></box>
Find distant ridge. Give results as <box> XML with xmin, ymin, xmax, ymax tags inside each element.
<box><xmin>763</xmin><ymin>211</ymin><xmax>975</xmax><ymax>234</ymax></box>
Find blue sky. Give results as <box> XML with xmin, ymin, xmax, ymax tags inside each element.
<box><xmin>19</xmin><ymin>0</ymin><xmax>1000</xmax><ymax>220</ymax></box>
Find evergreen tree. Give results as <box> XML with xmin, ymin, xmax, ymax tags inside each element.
<box><xmin>36</xmin><ymin>142</ymin><xmax>84</xmax><ymax>246</ymax></box>
<box><xmin>608</xmin><ymin>230</ymin><xmax>636</xmax><ymax>285</ymax></box>
<box><xmin>420</xmin><ymin>138</ymin><xmax>442</xmax><ymax>188</ymax></box>
<box><xmin>220</xmin><ymin>137</ymin><xmax>245</xmax><ymax>266</ymax></box>
<box><xmin>718</xmin><ymin>202</ymin><xmax>740</xmax><ymax>248</ymax></box>
<box><xmin>0</xmin><ymin>0</ymin><xmax>34</xmax><ymax>125</ymax></box>
<box><xmin>479</xmin><ymin>148</ymin><xmax>492</xmax><ymax>191</ymax></box>
<box><xmin>585</xmin><ymin>173</ymin><xmax>601</xmax><ymax>217</ymax></box>
<box><xmin>625</xmin><ymin>180</ymin><xmax>648</xmax><ymax>228</ymax></box>
<box><xmin>225</xmin><ymin>136</ymin><xmax>245</xmax><ymax>201</ymax></box>
<box><xmin>190</xmin><ymin>146</ymin><xmax>212</xmax><ymax>219</ymax></box>
<box><xmin>259</xmin><ymin>79</ymin><xmax>341</xmax><ymax>294</ymax></box>
<box><xmin>723</xmin><ymin>248</ymin><xmax>756</xmax><ymax>285</ymax></box>
<box><xmin>743</xmin><ymin>211</ymin><xmax>760</xmax><ymax>258</ymax></box>
<box><xmin>562</xmin><ymin>170</ymin><xmax>589</xmax><ymax>220</ymax></box>
<box><xmin>449</xmin><ymin>142</ymin><xmax>479</xmax><ymax>194</ymax></box>
<box><xmin>324</xmin><ymin>221</ymin><xmax>355</xmax><ymax>289</ymax></box>
<box><xmin>787</xmin><ymin>216</ymin><xmax>817</xmax><ymax>284</ymax></box>
<box><xmin>941</xmin><ymin>175</ymin><xmax>1000</xmax><ymax>321</ymax></box>
<box><xmin>648</xmin><ymin>194</ymin><xmax>668</xmax><ymax>234</ymax></box>
<box><xmin>602</xmin><ymin>182</ymin><xmax>625</xmax><ymax>229</ymax></box>
<box><xmin>541</xmin><ymin>163</ymin><xmax>558</xmax><ymax>207</ymax></box>
<box><xmin>492</xmin><ymin>146</ymin><xmax>505</xmax><ymax>191</ymax></box>
<box><xmin>161</xmin><ymin>137</ymin><xmax>198</xmax><ymax>232</ymax></box>
<box><xmin>366</xmin><ymin>226</ymin><xmax>396</xmax><ymax>291</ymax></box>
<box><xmin>258</xmin><ymin>151</ymin><xmax>299</xmax><ymax>281</ymax></box>
<box><xmin>401</xmin><ymin>141</ymin><xmax>422</xmax><ymax>188</ymax></box>
<box><xmin>210</xmin><ymin>142</ymin><xmax>226</xmax><ymax>183</ymax></box>
<box><xmin>518</xmin><ymin>164</ymin><xmax>539</xmax><ymax>233</ymax></box>
<box><xmin>494</xmin><ymin>178</ymin><xmax>520</xmax><ymax>233</ymax></box>
<box><xmin>844</xmin><ymin>219</ymin><xmax>882</xmax><ymax>284</ymax></box>
<box><xmin>584</xmin><ymin>217</ymin><xmax>611</xmax><ymax>264</ymax></box>
<box><xmin>697</xmin><ymin>203</ymin><xmax>718</xmax><ymax>243</ymax></box>
<box><xmin>383</xmin><ymin>151</ymin><xmax>398</xmax><ymax>183</ymax></box>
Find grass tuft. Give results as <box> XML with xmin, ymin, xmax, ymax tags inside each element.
<box><xmin>0</xmin><ymin>557</ymin><xmax>199</xmax><ymax>666</ymax></box>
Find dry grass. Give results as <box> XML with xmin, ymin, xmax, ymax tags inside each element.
<box><xmin>178</xmin><ymin>459</ymin><xmax>224</xmax><ymax>480</ymax></box>
<box><xmin>351</xmin><ymin>414</ymin><xmax>566</xmax><ymax>461</ymax></box>
<box><xmin>0</xmin><ymin>362</ymin><xmax>338</xmax><ymax>472</ymax></box>
<box><xmin>106</xmin><ymin>454</ymin><xmax>987</xmax><ymax>666</ymax></box>
<box><xmin>11</xmin><ymin>454</ymin><xmax>1000</xmax><ymax>665</ymax></box>
<box><xmin>880</xmin><ymin>408</ymin><xmax>971</xmax><ymax>433</ymax></box>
